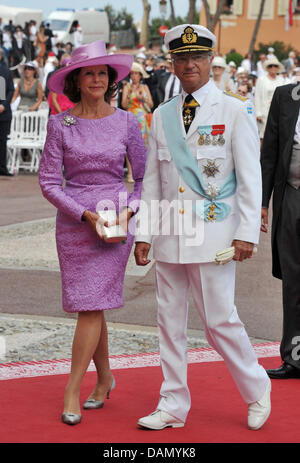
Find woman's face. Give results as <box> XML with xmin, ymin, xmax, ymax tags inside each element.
<box><xmin>130</xmin><ymin>71</ymin><xmax>141</xmax><ymax>84</ymax></box>
<box><xmin>267</xmin><ymin>65</ymin><xmax>279</xmax><ymax>78</ymax></box>
<box><xmin>24</xmin><ymin>66</ymin><xmax>36</xmax><ymax>78</ymax></box>
<box><xmin>78</xmin><ymin>65</ymin><xmax>109</xmax><ymax>101</ymax></box>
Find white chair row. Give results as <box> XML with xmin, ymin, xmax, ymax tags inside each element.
<box><xmin>7</xmin><ymin>109</ymin><xmax>49</xmax><ymax>174</ymax></box>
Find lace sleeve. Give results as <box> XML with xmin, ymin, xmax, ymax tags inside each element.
<box><xmin>126</xmin><ymin>111</ymin><xmax>146</xmax><ymax>214</ymax></box>
<box><xmin>38</xmin><ymin>116</ymin><xmax>86</xmax><ymax>222</ymax></box>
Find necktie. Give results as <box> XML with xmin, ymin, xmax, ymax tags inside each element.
<box><xmin>182</xmin><ymin>94</ymin><xmax>199</xmax><ymax>133</ymax></box>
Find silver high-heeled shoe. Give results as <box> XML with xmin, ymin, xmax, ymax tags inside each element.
<box><xmin>83</xmin><ymin>376</ymin><xmax>116</xmax><ymax>409</ymax></box>
<box><xmin>61</xmin><ymin>412</ymin><xmax>82</xmax><ymax>425</ymax></box>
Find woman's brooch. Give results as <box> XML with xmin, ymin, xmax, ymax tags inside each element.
<box><xmin>62</xmin><ymin>115</ymin><xmax>77</xmax><ymax>127</ymax></box>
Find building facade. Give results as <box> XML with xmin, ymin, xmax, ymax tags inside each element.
<box><xmin>201</xmin><ymin>0</ymin><xmax>300</xmax><ymax>56</ymax></box>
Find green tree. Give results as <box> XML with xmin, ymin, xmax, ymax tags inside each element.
<box><xmin>254</xmin><ymin>41</ymin><xmax>297</xmax><ymax>63</ymax></box>
<box><xmin>104</xmin><ymin>4</ymin><xmax>138</xmax><ymax>44</ymax></box>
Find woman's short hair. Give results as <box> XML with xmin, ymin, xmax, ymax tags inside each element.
<box><xmin>63</xmin><ymin>65</ymin><xmax>118</xmax><ymax>103</ymax></box>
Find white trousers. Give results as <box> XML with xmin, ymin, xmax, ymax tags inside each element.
<box><xmin>155</xmin><ymin>260</ymin><xmax>269</xmax><ymax>422</ymax></box>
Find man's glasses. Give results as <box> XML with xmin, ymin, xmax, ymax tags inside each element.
<box><xmin>171</xmin><ymin>53</ymin><xmax>210</xmax><ymax>65</ymax></box>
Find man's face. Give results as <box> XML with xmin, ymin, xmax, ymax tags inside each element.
<box><xmin>171</xmin><ymin>51</ymin><xmax>212</xmax><ymax>93</ymax></box>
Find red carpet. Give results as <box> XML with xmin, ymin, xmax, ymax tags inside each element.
<box><xmin>0</xmin><ymin>345</ymin><xmax>299</xmax><ymax>444</ymax></box>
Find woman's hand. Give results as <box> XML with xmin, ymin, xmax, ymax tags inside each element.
<box><xmin>82</xmin><ymin>210</ymin><xmax>106</xmax><ymax>239</ymax></box>
<box><xmin>115</xmin><ymin>207</ymin><xmax>133</xmax><ymax>234</ymax></box>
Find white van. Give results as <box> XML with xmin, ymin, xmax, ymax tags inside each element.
<box><xmin>46</xmin><ymin>8</ymin><xmax>110</xmax><ymax>45</ymax></box>
<box><xmin>0</xmin><ymin>5</ymin><xmax>42</xmax><ymax>29</ymax></box>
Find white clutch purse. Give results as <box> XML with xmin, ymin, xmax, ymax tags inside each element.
<box><xmin>215</xmin><ymin>246</ymin><xmax>257</xmax><ymax>265</ymax></box>
<box><xmin>97</xmin><ymin>210</ymin><xmax>127</xmax><ymax>244</ymax></box>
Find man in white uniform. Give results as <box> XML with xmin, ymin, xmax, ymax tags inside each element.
<box><xmin>134</xmin><ymin>24</ymin><xmax>271</xmax><ymax>431</ymax></box>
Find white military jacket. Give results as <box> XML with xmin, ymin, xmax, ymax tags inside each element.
<box><xmin>135</xmin><ymin>81</ymin><xmax>262</xmax><ymax>264</ymax></box>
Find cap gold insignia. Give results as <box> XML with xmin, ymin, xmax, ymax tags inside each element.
<box><xmin>181</xmin><ymin>26</ymin><xmax>197</xmax><ymax>45</ymax></box>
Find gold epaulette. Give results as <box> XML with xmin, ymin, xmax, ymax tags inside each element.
<box><xmin>223</xmin><ymin>90</ymin><xmax>248</xmax><ymax>102</ymax></box>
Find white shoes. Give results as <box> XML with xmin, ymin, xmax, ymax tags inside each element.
<box><xmin>248</xmin><ymin>380</ymin><xmax>271</xmax><ymax>430</ymax></box>
<box><xmin>138</xmin><ymin>381</ymin><xmax>271</xmax><ymax>432</ymax></box>
<box><xmin>138</xmin><ymin>410</ymin><xmax>185</xmax><ymax>430</ymax></box>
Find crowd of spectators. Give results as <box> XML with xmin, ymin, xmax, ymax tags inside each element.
<box><xmin>0</xmin><ymin>15</ymin><xmax>299</xmax><ymax>169</ymax></box>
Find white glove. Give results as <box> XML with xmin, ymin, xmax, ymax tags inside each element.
<box><xmin>215</xmin><ymin>246</ymin><xmax>235</xmax><ymax>265</ymax></box>
<box><xmin>215</xmin><ymin>245</ymin><xmax>257</xmax><ymax>265</ymax></box>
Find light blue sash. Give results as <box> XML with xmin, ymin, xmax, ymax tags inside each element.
<box><xmin>160</xmin><ymin>96</ymin><xmax>236</xmax><ymax>222</ymax></box>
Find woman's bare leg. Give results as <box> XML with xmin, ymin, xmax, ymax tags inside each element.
<box><xmin>63</xmin><ymin>311</ymin><xmax>104</xmax><ymax>414</ymax></box>
<box><xmin>88</xmin><ymin>315</ymin><xmax>114</xmax><ymax>401</ymax></box>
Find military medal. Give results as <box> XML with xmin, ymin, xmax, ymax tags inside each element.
<box><xmin>211</xmin><ymin>125</ymin><xmax>225</xmax><ymax>146</ymax></box>
<box><xmin>197</xmin><ymin>125</ymin><xmax>214</xmax><ymax>146</ymax></box>
<box><xmin>198</xmin><ymin>134</ymin><xmax>205</xmax><ymax>145</ymax></box>
<box><xmin>204</xmin><ymin>134</ymin><xmax>211</xmax><ymax>145</ymax></box>
<box><xmin>218</xmin><ymin>134</ymin><xmax>225</xmax><ymax>146</ymax></box>
<box><xmin>207</xmin><ymin>203</ymin><xmax>217</xmax><ymax>222</ymax></box>
<box><xmin>203</xmin><ymin>160</ymin><xmax>220</xmax><ymax>178</ymax></box>
<box><xmin>183</xmin><ymin>108</ymin><xmax>193</xmax><ymax>126</ymax></box>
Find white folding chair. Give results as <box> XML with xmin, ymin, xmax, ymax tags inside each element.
<box><xmin>11</xmin><ymin>110</ymin><xmax>49</xmax><ymax>174</ymax></box>
<box><xmin>7</xmin><ymin>111</ymin><xmax>22</xmax><ymax>173</ymax></box>
<box><xmin>33</xmin><ymin>109</ymin><xmax>49</xmax><ymax>171</ymax></box>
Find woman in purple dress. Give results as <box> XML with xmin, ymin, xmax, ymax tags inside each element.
<box><xmin>39</xmin><ymin>41</ymin><xmax>146</xmax><ymax>425</ymax></box>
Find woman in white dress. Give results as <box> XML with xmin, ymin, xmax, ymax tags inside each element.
<box><xmin>254</xmin><ymin>57</ymin><xmax>285</xmax><ymax>141</ymax></box>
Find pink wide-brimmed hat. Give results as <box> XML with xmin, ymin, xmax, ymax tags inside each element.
<box><xmin>48</xmin><ymin>40</ymin><xmax>133</xmax><ymax>94</ymax></box>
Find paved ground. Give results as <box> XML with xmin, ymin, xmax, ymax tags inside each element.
<box><xmin>0</xmin><ymin>173</ymin><xmax>283</xmax><ymax>343</ymax></box>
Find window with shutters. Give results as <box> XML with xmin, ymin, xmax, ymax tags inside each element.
<box><xmin>224</xmin><ymin>0</ymin><xmax>234</xmax><ymax>12</ymax></box>
<box><xmin>277</xmin><ymin>0</ymin><xmax>289</xmax><ymax>15</ymax></box>
<box><xmin>233</xmin><ymin>0</ymin><xmax>244</xmax><ymax>15</ymax></box>
<box><xmin>206</xmin><ymin>0</ymin><xmax>217</xmax><ymax>15</ymax></box>
<box><xmin>247</xmin><ymin>0</ymin><xmax>274</xmax><ymax>19</ymax></box>
<box><xmin>219</xmin><ymin>0</ymin><xmax>244</xmax><ymax>15</ymax></box>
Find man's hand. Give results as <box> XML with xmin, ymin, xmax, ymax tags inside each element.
<box><xmin>231</xmin><ymin>240</ymin><xmax>254</xmax><ymax>262</ymax></box>
<box><xmin>0</xmin><ymin>105</ymin><xmax>5</xmax><ymax>114</ymax></box>
<box><xmin>134</xmin><ymin>242</ymin><xmax>151</xmax><ymax>266</ymax></box>
<box><xmin>261</xmin><ymin>207</ymin><xmax>268</xmax><ymax>233</ymax></box>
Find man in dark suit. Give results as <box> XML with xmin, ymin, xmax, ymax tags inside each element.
<box><xmin>0</xmin><ymin>49</ymin><xmax>14</xmax><ymax>176</ymax></box>
<box><xmin>261</xmin><ymin>83</ymin><xmax>300</xmax><ymax>378</ymax></box>
<box><xmin>155</xmin><ymin>56</ymin><xmax>181</xmax><ymax>107</ymax></box>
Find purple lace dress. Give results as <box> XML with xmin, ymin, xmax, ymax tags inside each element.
<box><xmin>39</xmin><ymin>108</ymin><xmax>146</xmax><ymax>313</ymax></box>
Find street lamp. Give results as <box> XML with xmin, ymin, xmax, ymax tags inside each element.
<box><xmin>159</xmin><ymin>0</ymin><xmax>168</xmax><ymax>17</ymax></box>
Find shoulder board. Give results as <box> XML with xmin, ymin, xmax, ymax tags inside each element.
<box><xmin>223</xmin><ymin>90</ymin><xmax>248</xmax><ymax>102</ymax></box>
<box><xmin>159</xmin><ymin>95</ymin><xmax>178</xmax><ymax>107</ymax></box>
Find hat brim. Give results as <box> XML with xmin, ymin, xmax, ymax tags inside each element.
<box><xmin>18</xmin><ymin>62</ymin><xmax>39</xmax><ymax>77</ymax></box>
<box><xmin>47</xmin><ymin>53</ymin><xmax>133</xmax><ymax>94</ymax></box>
<box><xmin>263</xmin><ymin>60</ymin><xmax>284</xmax><ymax>73</ymax></box>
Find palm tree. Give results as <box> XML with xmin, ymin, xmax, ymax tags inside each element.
<box><xmin>140</xmin><ymin>0</ymin><xmax>151</xmax><ymax>47</ymax></box>
<box><xmin>248</xmin><ymin>0</ymin><xmax>267</xmax><ymax>55</ymax></box>
<box><xmin>202</xmin><ymin>0</ymin><xmax>226</xmax><ymax>32</ymax></box>
<box><xmin>187</xmin><ymin>0</ymin><xmax>197</xmax><ymax>23</ymax></box>
<box><xmin>169</xmin><ymin>0</ymin><xmax>176</xmax><ymax>27</ymax></box>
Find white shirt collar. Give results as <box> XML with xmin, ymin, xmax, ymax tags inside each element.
<box><xmin>181</xmin><ymin>80</ymin><xmax>212</xmax><ymax>106</ymax></box>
